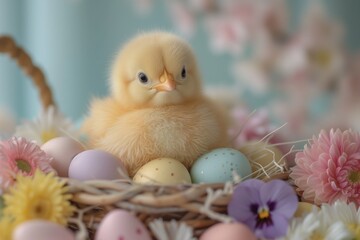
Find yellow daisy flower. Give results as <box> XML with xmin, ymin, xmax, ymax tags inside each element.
<box><xmin>3</xmin><ymin>170</ymin><xmax>75</xmax><ymax>226</ymax></box>
<box><xmin>0</xmin><ymin>216</ymin><xmax>15</xmax><ymax>240</ymax></box>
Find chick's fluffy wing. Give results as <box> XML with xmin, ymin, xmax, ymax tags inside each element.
<box><xmin>82</xmin><ymin>97</ymin><xmax>124</xmax><ymax>144</ymax></box>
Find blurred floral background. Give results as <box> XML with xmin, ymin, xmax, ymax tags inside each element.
<box><xmin>1</xmin><ymin>0</ymin><xmax>360</xmax><ymax>145</ymax></box>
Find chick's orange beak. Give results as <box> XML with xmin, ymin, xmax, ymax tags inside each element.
<box><xmin>154</xmin><ymin>70</ymin><xmax>176</xmax><ymax>92</ymax></box>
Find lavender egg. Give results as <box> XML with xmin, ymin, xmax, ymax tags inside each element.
<box><xmin>68</xmin><ymin>149</ymin><xmax>128</xmax><ymax>180</ymax></box>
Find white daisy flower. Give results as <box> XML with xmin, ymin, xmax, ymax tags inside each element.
<box><xmin>322</xmin><ymin>201</ymin><xmax>360</xmax><ymax>239</ymax></box>
<box><xmin>282</xmin><ymin>209</ymin><xmax>324</xmax><ymax>240</ymax></box>
<box><xmin>149</xmin><ymin>218</ymin><xmax>194</xmax><ymax>240</ymax></box>
<box><xmin>15</xmin><ymin>106</ymin><xmax>79</xmax><ymax>145</ymax></box>
<box><xmin>281</xmin><ymin>202</ymin><xmax>356</xmax><ymax>240</ymax></box>
<box><xmin>321</xmin><ymin>201</ymin><xmax>359</xmax><ymax>226</ymax></box>
<box><xmin>326</xmin><ymin>222</ymin><xmax>354</xmax><ymax>240</ymax></box>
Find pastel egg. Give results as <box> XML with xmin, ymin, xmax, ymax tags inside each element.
<box><xmin>191</xmin><ymin>148</ymin><xmax>251</xmax><ymax>183</ymax></box>
<box><xmin>95</xmin><ymin>209</ymin><xmax>151</xmax><ymax>240</ymax></box>
<box><xmin>13</xmin><ymin>220</ymin><xmax>75</xmax><ymax>240</ymax></box>
<box><xmin>200</xmin><ymin>223</ymin><xmax>256</xmax><ymax>240</ymax></box>
<box><xmin>41</xmin><ymin>137</ymin><xmax>85</xmax><ymax>177</ymax></box>
<box><xmin>294</xmin><ymin>202</ymin><xmax>319</xmax><ymax>218</ymax></box>
<box><xmin>68</xmin><ymin>149</ymin><xmax>128</xmax><ymax>180</ymax></box>
<box><xmin>239</xmin><ymin>141</ymin><xmax>285</xmax><ymax>179</ymax></box>
<box><xmin>133</xmin><ymin>158</ymin><xmax>191</xmax><ymax>185</ymax></box>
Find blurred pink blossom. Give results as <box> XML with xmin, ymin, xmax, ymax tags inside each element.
<box><xmin>232</xmin><ymin>60</ymin><xmax>270</xmax><ymax>94</ymax></box>
<box><xmin>335</xmin><ymin>54</ymin><xmax>360</xmax><ymax>131</ymax></box>
<box><xmin>188</xmin><ymin>0</ymin><xmax>217</xmax><ymax>13</ymax></box>
<box><xmin>228</xmin><ymin>107</ymin><xmax>275</xmax><ymax>148</ymax></box>
<box><xmin>168</xmin><ymin>1</ymin><xmax>196</xmax><ymax>37</ymax></box>
<box><xmin>205</xmin><ymin>16</ymin><xmax>248</xmax><ymax>55</ymax></box>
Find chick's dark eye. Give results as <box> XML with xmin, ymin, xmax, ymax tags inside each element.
<box><xmin>181</xmin><ymin>66</ymin><xmax>186</xmax><ymax>79</ymax></box>
<box><xmin>138</xmin><ymin>72</ymin><xmax>148</xmax><ymax>84</ymax></box>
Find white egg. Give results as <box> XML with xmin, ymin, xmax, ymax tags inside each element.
<box><xmin>41</xmin><ymin>137</ymin><xmax>85</xmax><ymax>177</ymax></box>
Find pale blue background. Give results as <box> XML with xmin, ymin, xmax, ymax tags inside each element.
<box><xmin>0</xmin><ymin>0</ymin><xmax>359</xmax><ymax>121</ymax></box>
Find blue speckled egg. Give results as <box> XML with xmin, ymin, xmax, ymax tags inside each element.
<box><xmin>191</xmin><ymin>148</ymin><xmax>251</xmax><ymax>183</ymax></box>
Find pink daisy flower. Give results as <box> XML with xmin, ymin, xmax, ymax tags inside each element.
<box><xmin>290</xmin><ymin>129</ymin><xmax>360</xmax><ymax>206</ymax></box>
<box><xmin>0</xmin><ymin>137</ymin><xmax>55</xmax><ymax>191</ymax></box>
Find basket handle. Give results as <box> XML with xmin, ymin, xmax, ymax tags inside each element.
<box><xmin>0</xmin><ymin>35</ymin><xmax>56</xmax><ymax>110</ymax></box>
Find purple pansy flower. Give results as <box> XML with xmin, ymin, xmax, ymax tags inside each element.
<box><xmin>228</xmin><ymin>179</ymin><xmax>298</xmax><ymax>239</ymax></box>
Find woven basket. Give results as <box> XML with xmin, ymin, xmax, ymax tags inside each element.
<box><xmin>0</xmin><ymin>35</ymin><xmax>293</xmax><ymax>239</ymax></box>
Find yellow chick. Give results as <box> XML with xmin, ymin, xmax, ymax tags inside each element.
<box><xmin>83</xmin><ymin>31</ymin><xmax>228</xmax><ymax>176</ymax></box>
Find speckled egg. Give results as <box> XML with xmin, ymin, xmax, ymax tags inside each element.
<box><xmin>239</xmin><ymin>141</ymin><xmax>285</xmax><ymax>179</ymax></box>
<box><xmin>133</xmin><ymin>158</ymin><xmax>192</xmax><ymax>185</ymax></box>
<box><xmin>68</xmin><ymin>149</ymin><xmax>128</xmax><ymax>181</ymax></box>
<box><xmin>191</xmin><ymin>148</ymin><xmax>251</xmax><ymax>183</ymax></box>
<box><xmin>41</xmin><ymin>137</ymin><xmax>85</xmax><ymax>177</ymax></box>
<box><xmin>13</xmin><ymin>220</ymin><xmax>75</xmax><ymax>240</ymax></box>
<box><xmin>200</xmin><ymin>223</ymin><xmax>256</xmax><ymax>240</ymax></box>
<box><xmin>95</xmin><ymin>210</ymin><xmax>151</xmax><ymax>240</ymax></box>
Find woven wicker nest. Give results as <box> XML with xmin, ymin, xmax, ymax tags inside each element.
<box><xmin>66</xmin><ymin>173</ymin><xmax>291</xmax><ymax>239</ymax></box>
<box><xmin>0</xmin><ymin>35</ymin><xmax>295</xmax><ymax>239</ymax></box>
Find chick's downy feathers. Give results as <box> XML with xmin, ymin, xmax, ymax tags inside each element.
<box><xmin>83</xmin><ymin>31</ymin><xmax>228</xmax><ymax>176</ymax></box>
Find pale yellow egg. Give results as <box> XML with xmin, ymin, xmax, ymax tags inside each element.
<box><xmin>133</xmin><ymin>158</ymin><xmax>192</xmax><ymax>185</ymax></box>
<box><xmin>294</xmin><ymin>202</ymin><xmax>319</xmax><ymax>218</ymax></box>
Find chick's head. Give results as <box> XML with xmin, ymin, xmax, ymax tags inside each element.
<box><xmin>111</xmin><ymin>31</ymin><xmax>203</xmax><ymax>108</ymax></box>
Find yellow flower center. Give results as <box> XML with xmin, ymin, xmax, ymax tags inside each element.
<box><xmin>258</xmin><ymin>208</ymin><xmax>270</xmax><ymax>220</ymax></box>
<box><xmin>309</xmin><ymin>50</ymin><xmax>332</xmax><ymax>68</ymax></box>
<box><xmin>348</xmin><ymin>224</ymin><xmax>360</xmax><ymax>239</ymax></box>
<box><xmin>41</xmin><ymin>129</ymin><xmax>58</xmax><ymax>143</ymax></box>
<box><xmin>348</xmin><ymin>171</ymin><xmax>360</xmax><ymax>184</ymax></box>
<box><xmin>16</xmin><ymin>159</ymin><xmax>32</xmax><ymax>173</ymax></box>
<box><xmin>310</xmin><ymin>232</ymin><xmax>324</xmax><ymax>240</ymax></box>
<box><xmin>30</xmin><ymin>199</ymin><xmax>51</xmax><ymax>219</ymax></box>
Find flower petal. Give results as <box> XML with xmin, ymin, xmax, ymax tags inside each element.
<box><xmin>239</xmin><ymin>178</ymin><xmax>264</xmax><ymax>190</ymax></box>
<box><xmin>257</xmin><ymin>213</ymin><xmax>289</xmax><ymax>239</ymax></box>
<box><xmin>260</xmin><ymin>180</ymin><xmax>298</xmax><ymax>219</ymax></box>
<box><xmin>228</xmin><ymin>179</ymin><xmax>263</xmax><ymax>228</ymax></box>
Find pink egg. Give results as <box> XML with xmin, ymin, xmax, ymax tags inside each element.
<box><xmin>95</xmin><ymin>210</ymin><xmax>151</xmax><ymax>240</ymax></box>
<box><xmin>13</xmin><ymin>220</ymin><xmax>75</xmax><ymax>240</ymax></box>
<box><xmin>68</xmin><ymin>149</ymin><xmax>128</xmax><ymax>180</ymax></box>
<box><xmin>200</xmin><ymin>223</ymin><xmax>256</xmax><ymax>240</ymax></box>
<box><xmin>41</xmin><ymin>137</ymin><xmax>85</xmax><ymax>177</ymax></box>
